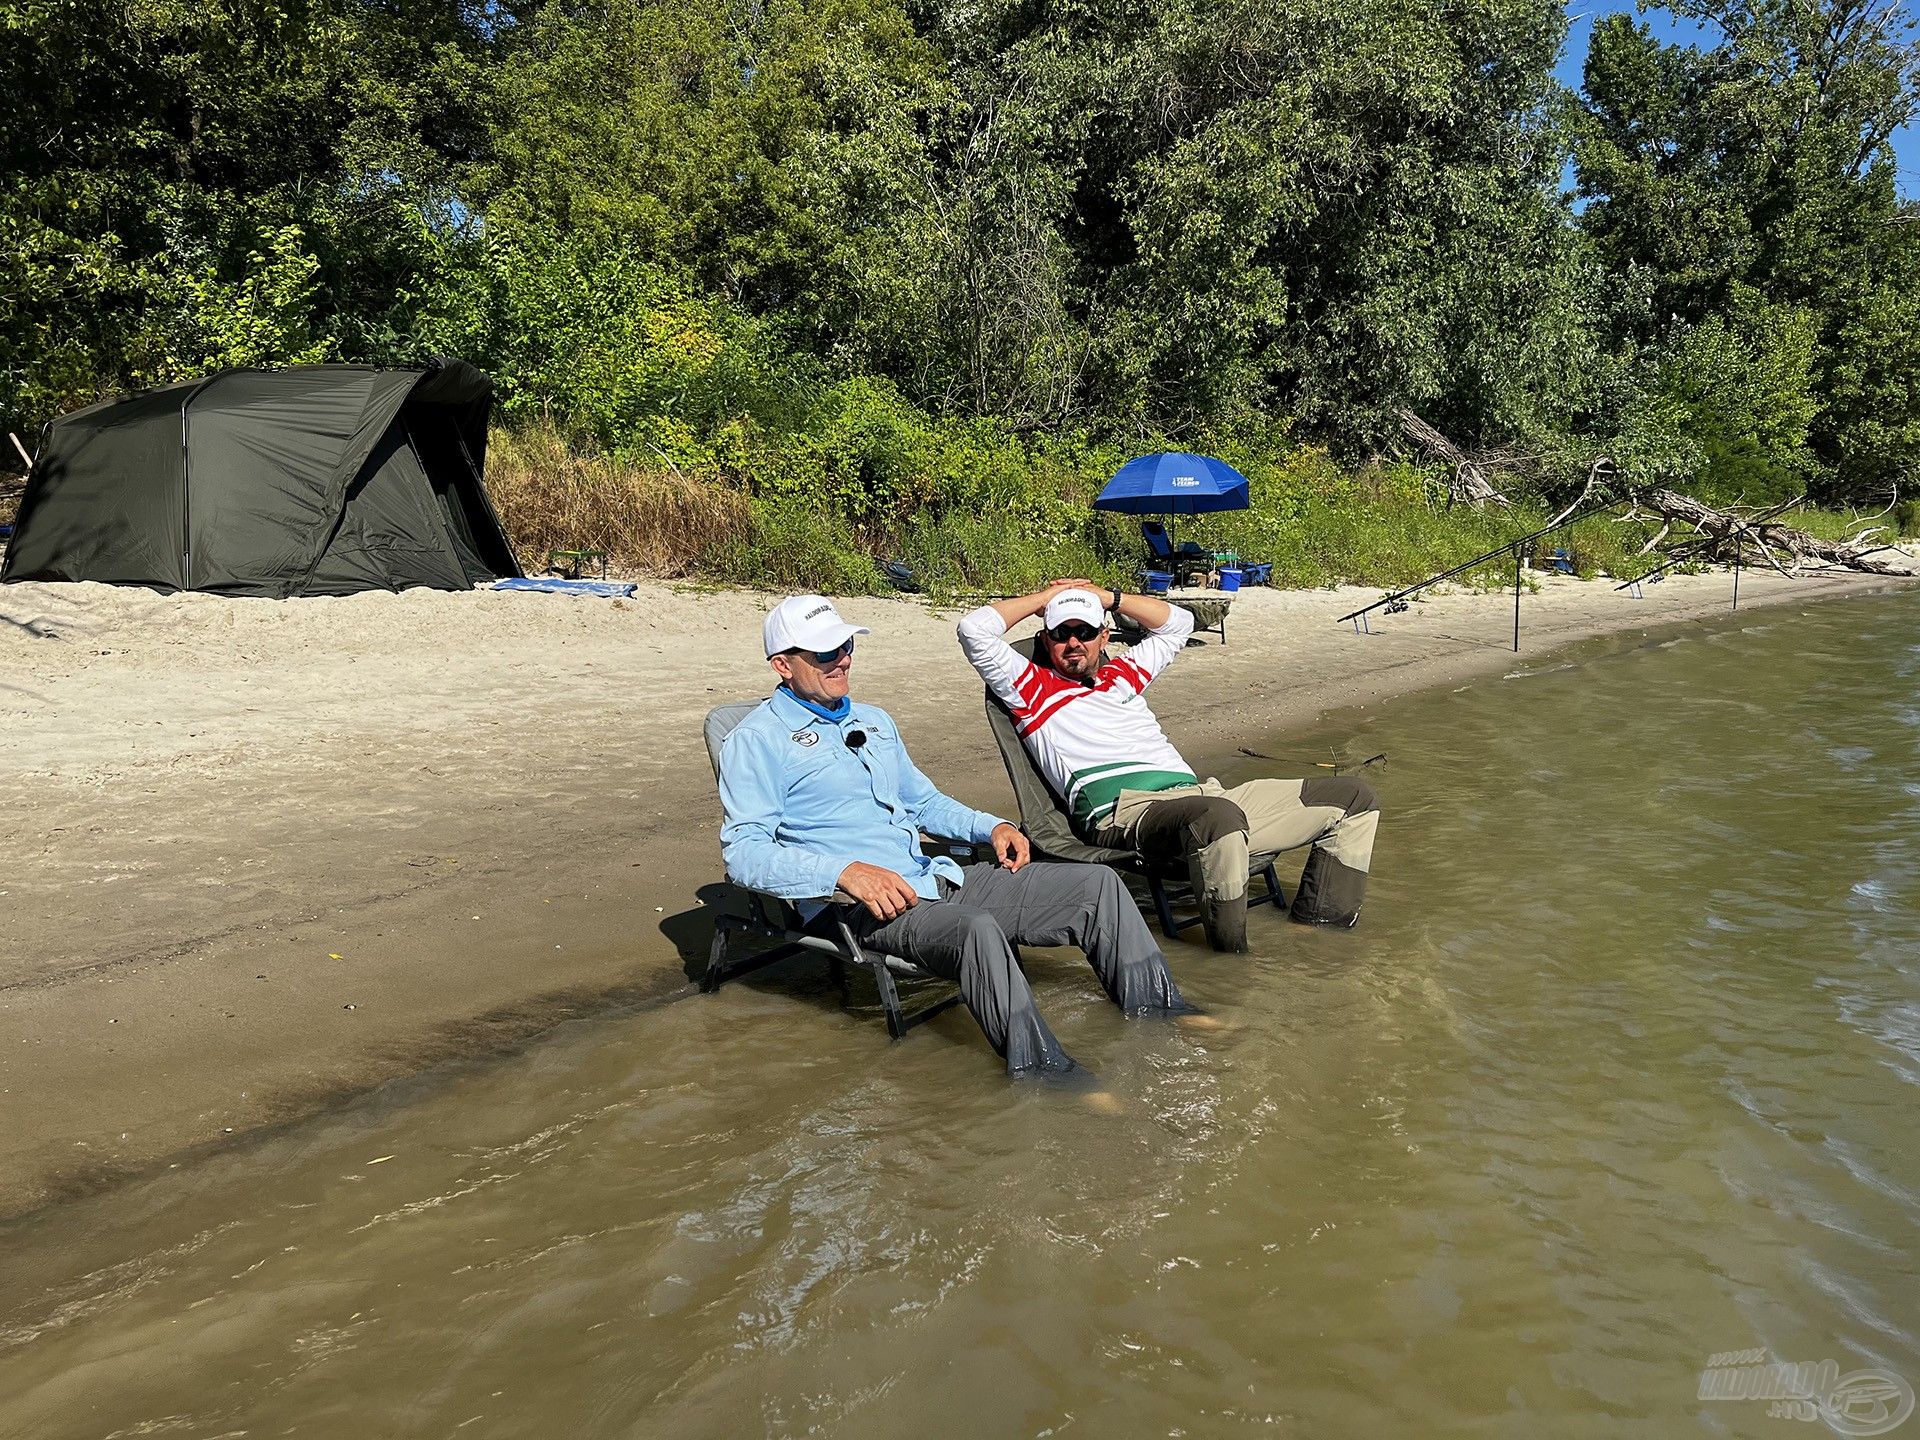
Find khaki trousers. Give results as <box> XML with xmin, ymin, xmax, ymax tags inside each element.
<box><xmin>1093</xmin><ymin>776</ymin><xmax>1380</xmax><ymax>921</ymax></box>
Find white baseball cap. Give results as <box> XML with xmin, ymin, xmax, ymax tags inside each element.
<box><xmin>1042</xmin><ymin>588</ymin><xmax>1108</xmax><ymax>632</ymax></box>
<box><xmin>763</xmin><ymin>594</ymin><xmax>870</xmax><ymax>658</ymax></box>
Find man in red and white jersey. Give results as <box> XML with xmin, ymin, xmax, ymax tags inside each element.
<box><xmin>957</xmin><ymin>580</ymin><xmax>1380</xmax><ymax>951</ymax></box>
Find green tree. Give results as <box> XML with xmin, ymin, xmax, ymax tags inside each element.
<box><xmin>1652</xmin><ymin>287</ymin><xmax>1822</xmax><ymax>500</ymax></box>
<box><xmin>906</xmin><ymin>0</ymin><xmax>1602</xmax><ymax>449</ymax></box>
<box><xmin>0</xmin><ymin>0</ymin><xmax>498</xmax><ymax>430</ymax></box>
<box><xmin>1572</xmin><ymin>0</ymin><xmax>1920</xmax><ymax>498</ymax></box>
<box><xmin>477</xmin><ymin>0</ymin><xmax>946</xmax><ymax>352</ymax></box>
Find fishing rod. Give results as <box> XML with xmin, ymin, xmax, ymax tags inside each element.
<box><xmin>1335</xmin><ymin>498</ymin><xmax>1621</xmax><ymax>640</ymax></box>
<box><xmin>1238</xmin><ymin>746</ymin><xmax>1387</xmax><ymax>773</ymax></box>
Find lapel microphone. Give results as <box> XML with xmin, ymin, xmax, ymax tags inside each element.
<box><xmin>845</xmin><ymin>729</ymin><xmax>867</xmax><ymax>751</ymax></box>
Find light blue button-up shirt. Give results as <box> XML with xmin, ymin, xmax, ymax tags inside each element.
<box><xmin>718</xmin><ymin>687</ymin><xmax>1007</xmax><ymax>906</ymax></box>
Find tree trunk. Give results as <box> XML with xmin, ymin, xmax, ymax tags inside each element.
<box><xmin>1397</xmin><ymin>409</ymin><xmax>1508</xmax><ymax>509</ymax></box>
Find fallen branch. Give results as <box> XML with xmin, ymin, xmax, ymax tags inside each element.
<box><xmin>1637</xmin><ymin>488</ymin><xmax>1913</xmax><ymax>576</ymax></box>
<box><xmin>1849</xmin><ymin>484</ymin><xmax>1898</xmax><ymax>528</ymax></box>
<box><xmin>1397</xmin><ymin>409</ymin><xmax>1510</xmax><ymax>509</ymax></box>
<box><xmin>1546</xmin><ymin>456</ymin><xmax>1615</xmax><ymax>531</ymax></box>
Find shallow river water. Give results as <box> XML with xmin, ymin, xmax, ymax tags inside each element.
<box><xmin>4</xmin><ymin>590</ymin><xmax>1920</xmax><ymax>1439</ymax></box>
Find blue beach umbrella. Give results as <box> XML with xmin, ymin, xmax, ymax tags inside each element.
<box><xmin>1092</xmin><ymin>451</ymin><xmax>1251</xmax><ymax>515</ymax></box>
<box><xmin>1093</xmin><ymin>451</ymin><xmax>1251</xmax><ymax>562</ymax></box>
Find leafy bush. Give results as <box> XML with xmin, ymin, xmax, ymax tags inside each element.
<box><xmin>701</xmin><ymin>499</ymin><xmax>885</xmax><ymax>594</ymax></box>
<box><xmin>416</xmin><ymin>222</ymin><xmax>796</xmax><ymax>455</ymax></box>
<box><xmin>484</xmin><ymin>410</ymin><xmax>1724</xmax><ymax>599</ymax></box>
<box><xmin>135</xmin><ymin>223</ymin><xmax>336</xmax><ymax>381</ymax></box>
<box><xmin>1647</xmin><ymin>291</ymin><xmax>1822</xmax><ymax>504</ymax></box>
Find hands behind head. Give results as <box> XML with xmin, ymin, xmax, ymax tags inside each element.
<box><xmin>990</xmin><ymin>822</ymin><xmax>1030</xmax><ymax>872</ymax></box>
<box><xmin>837</xmin><ymin>861</ymin><xmax>921</xmax><ymax>921</ymax></box>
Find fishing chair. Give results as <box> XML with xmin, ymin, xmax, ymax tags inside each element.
<box><xmin>1140</xmin><ymin>520</ymin><xmax>1214</xmax><ymax>587</ymax></box>
<box><xmin>983</xmin><ymin>686</ymin><xmax>1287</xmax><ymax>939</ymax></box>
<box><xmin>1116</xmin><ymin>596</ymin><xmax>1231</xmax><ymax>646</ymax></box>
<box><xmin>702</xmin><ymin>701</ymin><xmax>965</xmax><ymax>1040</ymax></box>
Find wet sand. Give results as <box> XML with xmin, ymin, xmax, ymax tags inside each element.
<box><xmin>1</xmin><ymin>564</ymin><xmax>1912</xmax><ymax>1218</ymax></box>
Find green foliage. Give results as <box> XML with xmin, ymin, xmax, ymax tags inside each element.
<box><xmin>477</xmin><ymin>0</ymin><xmax>947</xmax><ymax>350</ymax></box>
<box><xmin>5</xmin><ymin>0</ymin><xmax>1920</xmax><ymax>552</ymax></box>
<box><xmin>138</xmin><ymin>224</ymin><xmax>336</xmax><ymax>378</ymax></box>
<box><xmin>412</xmin><ymin>221</ymin><xmax>791</xmax><ymax>452</ymax></box>
<box><xmin>703</xmin><ymin>498</ymin><xmax>885</xmax><ymax>594</ymax></box>
<box><xmin>1571</xmin><ymin>0</ymin><xmax>1920</xmax><ymax>502</ymax></box>
<box><xmin>0</xmin><ymin>0</ymin><xmax>496</xmax><ymax>424</ymax></box>
<box><xmin>903</xmin><ymin>0</ymin><xmax>1600</xmax><ymax>445</ymax></box>
<box><xmin>1647</xmin><ymin>291</ymin><xmax>1822</xmax><ymax>502</ymax></box>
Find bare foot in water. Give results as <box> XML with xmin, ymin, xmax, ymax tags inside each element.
<box><xmin>1081</xmin><ymin>1090</ymin><xmax>1126</xmax><ymax>1116</ymax></box>
<box><xmin>1176</xmin><ymin>1012</ymin><xmax>1232</xmax><ymax>1035</ymax></box>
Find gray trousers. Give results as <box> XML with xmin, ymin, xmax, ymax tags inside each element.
<box><xmin>851</xmin><ymin>862</ymin><xmax>1188</xmax><ymax>1074</ymax></box>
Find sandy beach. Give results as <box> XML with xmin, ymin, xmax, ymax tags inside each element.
<box><xmin>1</xmin><ymin>563</ymin><xmax>1911</xmax><ymax>1219</ymax></box>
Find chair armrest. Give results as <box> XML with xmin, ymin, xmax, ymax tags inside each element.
<box><xmin>717</xmin><ymin>879</ymin><xmax>846</xmax><ymax>928</ymax></box>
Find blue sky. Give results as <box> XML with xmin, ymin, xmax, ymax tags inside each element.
<box><xmin>1555</xmin><ymin>1</ymin><xmax>1920</xmax><ymax>199</ymax></box>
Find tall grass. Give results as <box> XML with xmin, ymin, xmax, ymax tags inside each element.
<box><xmin>485</xmin><ymin>423</ymin><xmax>748</xmax><ymax>578</ymax></box>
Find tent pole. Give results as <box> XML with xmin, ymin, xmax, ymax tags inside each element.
<box><xmin>174</xmin><ymin>371</ymin><xmax>227</xmax><ymax>591</ymax></box>
<box><xmin>449</xmin><ymin>421</ymin><xmax>519</xmax><ymax>579</ymax></box>
<box><xmin>1512</xmin><ymin>544</ymin><xmax>1522</xmax><ymax>652</ymax></box>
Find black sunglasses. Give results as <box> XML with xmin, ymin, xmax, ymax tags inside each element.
<box><xmin>1047</xmin><ymin>621</ymin><xmax>1104</xmax><ymax>644</ymax></box>
<box><xmin>786</xmin><ymin>638</ymin><xmax>855</xmax><ymax>665</ymax></box>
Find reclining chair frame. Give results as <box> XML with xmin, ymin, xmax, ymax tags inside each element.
<box><xmin>704</xmin><ymin>700</ymin><xmax>965</xmax><ymax>1040</ymax></box>
<box><xmin>1140</xmin><ymin>519</ymin><xmax>1215</xmax><ymax>588</ymax></box>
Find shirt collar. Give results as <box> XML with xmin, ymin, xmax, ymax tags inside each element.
<box><xmin>770</xmin><ymin>685</ymin><xmax>853</xmax><ymax>727</ymax></box>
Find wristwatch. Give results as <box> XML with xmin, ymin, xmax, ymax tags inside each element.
<box><xmin>1109</xmin><ymin>587</ymin><xmax>1122</xmax><ymax>611</ymax></box>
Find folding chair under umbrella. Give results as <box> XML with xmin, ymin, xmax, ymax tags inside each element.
<box><xmin>1093</xmin><ymin>451</ymin><xmax>1253</xmax><ymax>584</ymax></box>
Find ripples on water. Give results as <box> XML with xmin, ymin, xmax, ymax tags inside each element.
<box><xmin>4</xmin><ymin>593</ymin><xmax>1919</xmax><ymax>1438</ymax></box>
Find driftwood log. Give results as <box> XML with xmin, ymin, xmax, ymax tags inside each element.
<box><xmin>1389</xmin><ymin>416</ymin><xmax>1908</xmax><ymax>575</ymax></box>
<box><xmin>1631</xmin><ymin>488</ymin><xmax>1913</xmax><ymax>576</ymax></box>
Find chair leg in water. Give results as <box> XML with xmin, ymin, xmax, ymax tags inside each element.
<box><xmin>703</xmin><ymin>922</ymin><xmax>732</xmax><ymax>993</ymax></box>
<box><xmin>838</xmin><ymin>915</ymin><xmax>909</xmax><ymax>1039</ymax></box>
<box><xmin>1147</xmin><ymin>874</ymin><xmax>1181</xmax><ymax>938</ymax></box>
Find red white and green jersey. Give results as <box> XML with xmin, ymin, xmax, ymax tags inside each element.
<box><xmin>957</xmin><ymin>604</ymin><xmax>1197</xmax><ymax>829</ymax></box>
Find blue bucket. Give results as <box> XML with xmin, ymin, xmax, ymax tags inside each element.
<box><xmin>1142</xmin><ymin>570</ymin><xmax>1172</xmax><ymax>594</ymax></box>
<box><xmin>1218</xmin><ymin>567</ymin><xmax>1242</xmax><ymax>593</ymax></box>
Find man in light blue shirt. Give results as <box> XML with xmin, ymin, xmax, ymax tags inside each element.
<box><xmin>719</xmin><ymin>594</ymin><xmax>1195</xmax><ymax>1075</ymax></box>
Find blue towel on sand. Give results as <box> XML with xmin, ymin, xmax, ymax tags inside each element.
<box><xmin>494</xmin><ymin>577</ymin><xmax>637</xmax><ymax>599</ymax></box>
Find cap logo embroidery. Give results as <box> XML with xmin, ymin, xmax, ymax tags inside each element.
<box><xmin>803</xmin><ymin>603</ymin><xmax>831</xmax><ymax>619</ymax></box>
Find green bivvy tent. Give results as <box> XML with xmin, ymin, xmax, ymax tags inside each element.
<box><xmin>1</xmin><ymin>360</ymin><xmax>521</xmax><ymax>596</ymax></box>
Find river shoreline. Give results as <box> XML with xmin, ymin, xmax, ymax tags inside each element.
<box><xmin>2</xmin><ymin>563</ymin><xmax>1914</xmax><ymax>1221</ymax></box>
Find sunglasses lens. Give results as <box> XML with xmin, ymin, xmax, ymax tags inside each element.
<box><xmin>810</xmin><ymin>640</ymin><xmax>853</xmax><ymax>665</ymax></box>
<box><xmin>1050</xmin><ymin>623</ymin><xmax>1099</xmax><ymax>643</ymax></box>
